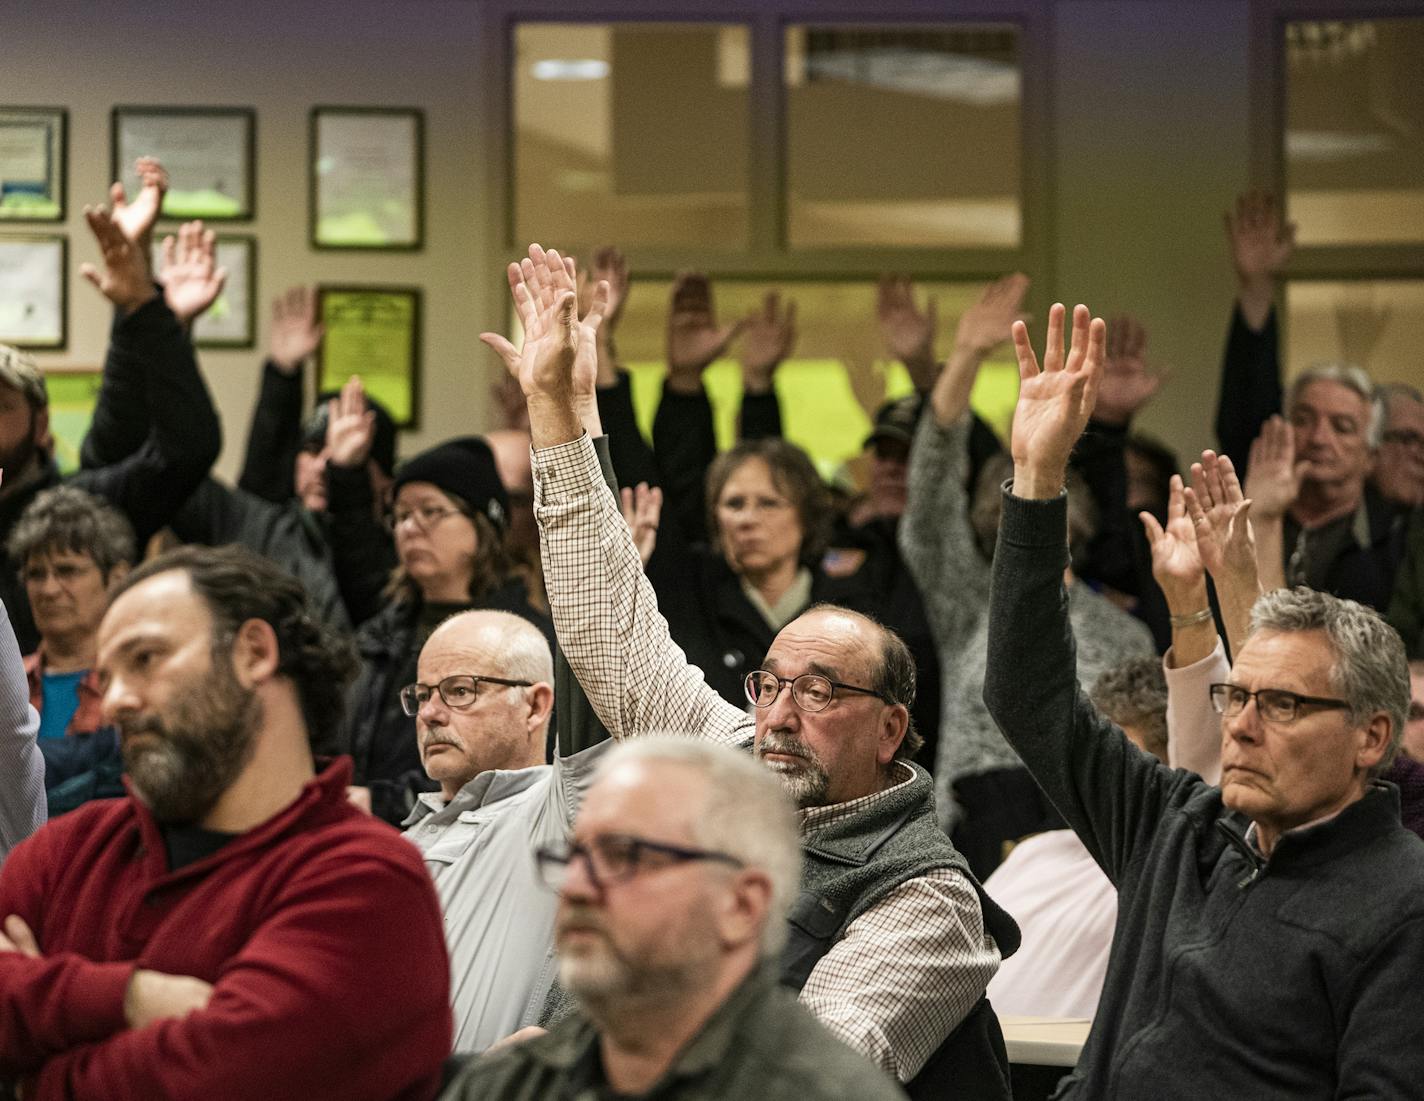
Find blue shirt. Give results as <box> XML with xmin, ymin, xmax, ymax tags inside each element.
<box><xmin>38</xmin><ymin>669</ymin><xmax>87</xmax><ymax>740</ymax></box>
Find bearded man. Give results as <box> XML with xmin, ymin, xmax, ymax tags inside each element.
<box><xmin>0</xmin><ymin>545</ymin><xmax>451</xmax><ymax>1101</ymax></box>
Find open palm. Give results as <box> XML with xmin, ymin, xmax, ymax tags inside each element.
<box><xmin>1009</xmin><ymin>304</ymin><xmax>1105</xmax><ymax>480</ymax></box>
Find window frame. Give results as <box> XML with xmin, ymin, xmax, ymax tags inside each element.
<box><xmin>479</xmin><ymin>0</ymin><xmax>1052</xmax><ymax>290</ymax></box>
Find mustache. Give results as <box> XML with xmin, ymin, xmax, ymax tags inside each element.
<box><xmin>557</xmin><ymin>903</ymin><xmax>606</xmax><ymax>937</ymax></box>
<box><xmin>118</xmin><ymin>715</ymin><xmax>166</xmax><ymax>741</ymax></box>
<box><xmin>757</xmin><ymin>731</ymin><xmax>817</xmax><ymax>762</ymax></box>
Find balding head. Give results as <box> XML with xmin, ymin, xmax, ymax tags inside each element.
<box><xmin>414</xmin><ymin>610</ymin><xmax>554</xmax><ymax>798</ymax></box>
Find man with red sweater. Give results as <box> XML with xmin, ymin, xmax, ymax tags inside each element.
<box><xmin>0</xmin><ymin>545</ymin><xmax>452</xmax><ymax>1101</ymax></box>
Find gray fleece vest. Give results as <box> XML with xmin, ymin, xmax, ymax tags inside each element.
<box><xmin>779</xmin><ymin>763</ymin><xmax>1019</xmax><ymax>1101</ymax></box>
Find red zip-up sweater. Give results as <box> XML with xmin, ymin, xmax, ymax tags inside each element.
<box><xmin>0</xmin><ymin>757</ymin><xmax>452</xmax><ymax>1100</ymax></box>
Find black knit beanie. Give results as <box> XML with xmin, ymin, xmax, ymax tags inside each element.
<box><xmin>391</xmin><ymin>436</ymin><xmax>508</xmax><ymax>530</ymax></box>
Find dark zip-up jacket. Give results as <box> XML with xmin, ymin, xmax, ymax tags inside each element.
<box><xmin>985</xmin><ymin>486</ymin><xmax>1424</xmax><ymax>1100</ymax></box>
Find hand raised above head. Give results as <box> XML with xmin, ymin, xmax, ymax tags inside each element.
<box><xmin>740</xmin><ymin>290</ymin><xmax>798</xmax><ymax>389</ymax></box>
<box><xmin>327</xmin><ymin>375</ymin><xmax>376</xmax><ymax>468</ymax></box>
<box><xmin>1008</xmin><ymin>303</ymin><xmax>1106</xmax><ymax>498</ymax></box>
<box><xmin>954</xmin><ymin>272</ymin><xmax>1030</xmax><ymax>360</ymax></box>
<box><xmin>1224</xmin><ymin>190</ymin><xmax>1295</xmax><ymax>285</ymax></box>
<box><xmin>79</xmin><ymin>205</ymin><xmax>158</xmax><ymax>313</ymax></box>
<box><xmin>109</xmin><ymin>156</ymin><xmax>169</xmax><ymax>251</ymax></box>
<box><xmin>270</xmin><ymin>286</ymin><xmax>323</xmax><ymax>372</ymax></box>
<box><xmin>877</xmin><ymin>274</ymin><xmax>938</xmax><ymax>387</ymax></box>
<box><xmin>1095</xmin><ymin>314</ymin><xmax>1167</xmax><ymax>426</ymax></box>
<box><xmin>666</xmin><ymin>271</ymin><xmax>744</xmax><ymax>381</ymax></box>
<box><xmin>160</xmin><ymin>221</ymin><xmax>228</xmax><ymax>325</ymax></box>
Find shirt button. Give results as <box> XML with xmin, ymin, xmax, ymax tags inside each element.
<box><xmin>722</xmin><ymin>651</ymin><xmax>741</xmax><ymax>669</ymax></box>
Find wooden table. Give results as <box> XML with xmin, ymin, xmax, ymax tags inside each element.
<box><xmin>1001</xmin><ymin>1016</ymin><xmax>1092</xmax><ymax>1067</ymax></box>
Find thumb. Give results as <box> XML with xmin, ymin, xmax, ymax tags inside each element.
<box><xmin>478</xmin><ymin>332</ymin><xmax>521</xmax><ymax>373</ymax></box>
<box><xmin>1139</xmin><ymin>510</ymin><xmax>1163</xmax><ymax>544</ymax></box>
<box><xmin>80</xmin><ymin>263</ymin><xmax>103</xmax><ymax>290</ymax></box>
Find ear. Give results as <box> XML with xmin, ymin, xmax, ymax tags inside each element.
<box><xmin>32</xmin><ymin>408</ymin><xmax>52</xmax><ymax>455</ymax></box>
<box><xmin>1357</xmin><ymin>711</ymin><xmax>1393</xmax><ymax>774</ymax></box>
<box><xmin>104</xmin><ymin>561</ymin><xmax>130</xmax><ymax>591</ymax></box>
<box><xmin>524</xmin><ymin>682</ymin><xmax>555</xmax><ymax>735</ymax></box>
<box><xmin>715</xmin><ymin>868</ymin><xmax>773</xmax><ymax>953</ymax></box>
<box><xmin>876</xmin><ymin>703</ymin><xmax>910</xmax><ymax>767</ymax></box>
<box><xmin>229</xmin><ymin>617</ymin><xmax>281</xmax><ymax>688</ymax></box>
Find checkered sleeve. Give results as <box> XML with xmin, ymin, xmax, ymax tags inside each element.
<box><xmin>533</xmin><ymin>434</ymin><xmax>752</xmax><ymax>748</ymax></box>
<box><xmin>798</xmin><ymin>867</ymin><xmax>1001</xmax><ymax>1082</ymax></box>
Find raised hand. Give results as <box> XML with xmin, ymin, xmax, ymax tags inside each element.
<box><xmin>1139</xmin><ymin>474</ymin><xmax>1206</xmax><ymax>602</ymax></box>
<box><xmin>1243</xmin><ymin>414</ymin><xmax>1303</xmax><ymax>520</ymax></box>
<box><xmin>877</xmin><ymin>275</ymin><xmax>938</xmax><ymax>389</ymax></box>
<box><xmin>160</xmin><ymin>221</ymin><xmax>228</xmax><ymax>325</ymax></box>
<box><xmin>954</xmin><ymin>272</ymin><xmax>1030</xmax><ymax>359</ymax></box>
<box><xmin>579</xmin><ymin>246</ymin><xmax>629</xmax><ymax>340</ymax></box>
<box><xmin>326</xmin><ymin>375</ymin><xmax>376</xmax><ymax>468</ymax></box>
<box><xmin>1225</xmin><ymin>190</ymin><xmax>1296</xmax><ymax>286</ymax></box>
<box><xmin>1008</xmin><ymin>303</ymin><xmax>1106</xmax><ymax>498</ymax></box>
<box><xmin>270</xmin><ymin>286</ymin><xmax>324</xmax><ymax>373</ymax></box>
<box><xmin>666</xmin><ymin>272</ymin><xmax>744</xmax><ymax>389</ymax></box>
<box><xmin>109</xmin><ymin>157</ymin><xmax>168</xmax><ymax>251</ymax></box>
<box><xmin>80</xmin><ymin>205</ymin><xmax>158</xmax><ymax>313</ymax></box>
<box><xmin>1094</xmin><ymin>315</ymin><xmax>1167</xmax><ymax>426</ymax></box>
<box><xmin>740</xmin><ymin>291</ymin><xmax>797</xmax><ymax>393</ymax></box>
<box><xmin>1182</xmin><ymin>450</ymin><xmax>1253</xmax><ymax>582</ymax></box>
<box><xmin>619</xmin><ymin>482</ymin><xmax>663</xmax><ymax>567</ymax></box>
<box><xmin>481</xmin><ymin>243</ymin><xmax>608</xmax><ymax>410</ymax></box>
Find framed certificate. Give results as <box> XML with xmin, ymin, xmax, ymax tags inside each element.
<box><xmin>44</xmin><ymin>369</ymin><xmax>103</xmax><ymax>475</ymax></box>
<box><xmin>311</xmin><ymin>107</ymin><xmax>423</xmax><ymax>249</ymax></box>
<box><xmin>316</xmin><ymin>286</ymin><xmax>421</xmax><ymax>427</ymax></box>
<box><xmin>112</xmin><ymin>107</ymin><xmax>255</xmax><ymax>220</ymax></box>
<box><xmin>0</xmin><ymin>235</ymin><xmax>66</xmax><ymax>348</ymax></box>
<box><xmin>152</xmin><ymin>234</ymin><xmax>256</xmax><ymax>349</ymax></box>
<box><xmin>0</xmin><ymin>108</ymin><xmax>65</xmax><ymax>221</ymax></box>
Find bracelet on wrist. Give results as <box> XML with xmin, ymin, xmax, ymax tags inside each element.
<box><xmin>1169</xmin><ymin>607</ymin><xmax>1213</xmax><ymax>629</ymax></box>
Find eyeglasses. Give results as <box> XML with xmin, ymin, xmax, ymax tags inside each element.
<box><xmin>1382</xmin><ymin>429</ymin><xmax>1424</xmax><ymax>452</ymax></box>
<box><xmin>399</xmin><ymin>674</ymin><xmax>533</xmax><ymax>716</ymax></box>
<box><xmin>744</xmin><ymin>670</ymin><xmax>893</xmax><ymax>713</ymax></box>
<box><xmin>1209</xmin><ymin>683</ymin><xmax>1351</xmax><ymax>724</ymax></box>
<box><xmin>386</xmin><ymin>505</ymin><xmax>466</xmax><ymax>533</ymax></box>
<box><xmin>533</xmin><ymin>833</ymin><xmax>743</xmax><ymax>893</ymax></box>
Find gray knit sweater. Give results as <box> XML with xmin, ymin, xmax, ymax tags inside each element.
<box><xmin>898</xmin><ymin>412</ymin><xmax>1152</xmax><ymax>828</ymax></box>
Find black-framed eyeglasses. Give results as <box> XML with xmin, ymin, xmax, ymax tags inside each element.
<box><xmin>1209</xmin><ymin>683</ymin><xmax>1351</xmax><ymax>724</ymax></box>
<box><xmin>744</xmin><ymin>669</ymin><xmax>893</xmax><ymax>713</ymax></box>
<box><xmin>385</xmin><ymin>504</ymin><xmax>467</xmax><ymax>533</ymax></box>
<box><xmin>533</xmin><ymin>833</ymin><xmax>743</xmax><ymax>893</ymax></box>
<box><xmin>399</xmin><ymin>674</ymin><xmax>533</xmax><ymax>716</ymax></box>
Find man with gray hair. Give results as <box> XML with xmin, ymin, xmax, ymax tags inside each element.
<box><xmin>439</xmin><ymin>738</ymin><xmax>906</xmax><ymax>1101</ymax></box>
<box><xmin>993</xmin><ymin>302</ymin><xmax>1424</xmax><ymax>1097</ymax></box>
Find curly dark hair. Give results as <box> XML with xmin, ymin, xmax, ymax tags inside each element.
<box><xmin>114</xmin><ymin>545</ymin><xmax>358</xmax><ymax>750</ymax></box>
<box><xmin>705</xmin><ymin>439</ymin><xmax>833</xmax><ymax>568</ymax></box>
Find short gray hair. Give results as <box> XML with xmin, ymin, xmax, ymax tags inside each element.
<box><xmin>1249</xmin><ymin>587</ymin><xmax>1409</xmax><ymax>775</ymax></box>
<box><xmin>1288</xmin><ymin>363</ymin><xmax>1382</xmax><ymax>448</ymax></box>
<box><xmin>596</xmin><ymin>738</ymin><xmax>802</xmax><ymax>957</ymax></box>
<box><xmin>1091</xmin><ymin>657</ymin><xmax>1169</xmax><ymax>761</ymax></box>
<box><xmin>0</xmin><ymin>345</ymin><xmax>47</xmax><ymax>410</ymax></box>
<box><xmin>7</xmin><ymin>486</ymin><xmax>136</xmax><ymax>580</ymax></box>
<box><xmin>434</xmin><ymin>608</ymin><xmax>553</xmax><ymax>687</ymax></box>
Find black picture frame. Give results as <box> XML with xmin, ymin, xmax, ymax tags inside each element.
<box><xmin>0</xmin><ymin>107</ymin><xmax>66</xmax><ymax>222</ymax></box>
<box><xmin>0</xmin><ymin>234</ymin><xmax>67</xmax><ymax>349</ymax></box>
<box><xmin>310</xmin><ymin>107</ymin><xmax>424</xmax><ymax>250</ymax></box>
<box><xmin>111</xmin><ymin>106</ymin><xmax>255</xmax><ymax>221</ymax></box>
<box><xmin>153</xmin><ymin>233</ymin><xmax>258</xmax><ymax>349</ymax></box>
<box><xmin>316</xmin><ymin>285</ymin><xmax>422</xmax><ymax>428</ymax></box>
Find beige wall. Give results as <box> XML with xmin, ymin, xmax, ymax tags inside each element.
<box><xmin>3</xmin><ymin>0</ymin><xmax>495</xmax><ymax>480</ymax></box>
<box><xmin>3</xmin><ymin>0</ymin><xmax>1283</xmax><ymax>478</ymax></box>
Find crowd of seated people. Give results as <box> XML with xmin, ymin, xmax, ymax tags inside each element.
<box><xmin>0</xmin><ymin>159</ymin><xmax>1419</xmax><ymax>1101</ymax></box>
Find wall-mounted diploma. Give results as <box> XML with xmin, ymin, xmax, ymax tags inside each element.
<box><xmin>317</xmin><ymin>286</ymin><xmax>421</xmax><ymax>427</ymax></box>
<box><xmin>113</xmin><ymin>107</ymin><xmax>254</xmax><ymax>220</ymax></box>
<box><xmin>0</xmin><ymin>236</ymin><xmax>66</xmax><ymax>347</ymax></box>
<box><xmin>311</xmin><ymin>108</ymin><xmax>423</xmax><ymax>249</ymax></box>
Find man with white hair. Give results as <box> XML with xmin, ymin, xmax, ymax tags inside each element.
<box><xmin>439</xmin><ymin>739</ymin><xmax>906</xmax><ymax>1100</ymax></box>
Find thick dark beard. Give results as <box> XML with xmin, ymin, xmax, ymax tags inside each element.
<box><xmin>121</xmin><ymin>657</ymin><xmax>260</xmax><ymax>824</ymax></box>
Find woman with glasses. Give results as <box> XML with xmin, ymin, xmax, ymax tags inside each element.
<box><xmin>342</xmin><ymin>437</ymin><xmax>553</xmax><ymax>825</ymax></box>
<box><xmin>642</xmin><ymin>437</ymin><xmax>889</xmax><ymax>713</ymax></box>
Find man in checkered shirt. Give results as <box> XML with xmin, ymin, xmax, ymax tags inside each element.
<box><xmin>494</xmin><ymin>245</ymin><xmax>1016</xmax><ymax>1098</ymax></box>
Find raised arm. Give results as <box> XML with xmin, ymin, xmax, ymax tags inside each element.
<box><xmin>737</xmin><ymin>291</ymin><xmax>795</xmax><ymax>440</ymax></box>
<box><xmin>498</xmin><ymin>245</ymin><xmax>750</xmax><ymax>745</ymax></box>
<box><xmin>238</xmin><ymin>286</ymin><xmax>325</xmax><ymax>503</ymax></box>
<box><xmin>987</xmin><ymin>304</ymin><xmax>1197</xmax><ymax>880</ymax></box>
<box><xmin>1216</xmin><ymin>191</ymin><xmax>1293</xmax><ymax>470</ymax></box>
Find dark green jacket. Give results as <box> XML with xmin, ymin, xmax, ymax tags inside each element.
<box><xmin>439</xmin><ymin>965</ymin><xmax>906</xmax><ymax>1101</ymax></box>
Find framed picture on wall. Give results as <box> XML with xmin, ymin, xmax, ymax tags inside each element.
<box><xmin>0</xmin><ymin>108</ymin><xmax>66</xmax><ymax>221</ymax></box>
<box><xmin>0</xmin><ymin>235</ymin><xmax>66</xmax><ymax>348</ymax></box>
<box><xmin>45</xmin><ymin>369</ymin><xmax>103</xmax><ymax>475</ymax></box>
<box><xmin>152</xmin><ymin>233</ymin><xmax>256</xmax><ymax>349</ymax></box>
<box><xmin>112</xmin><ymin>106</ymin><xmax>255</xmax><ymax>220</ymax></box>
<box><xmin>316</xmin><ymin>286</ymin><xmax>421</xmax><ymax>427</ymax></box>
<box><xmin>310</xmin><ymin>107</ymin><xmax>423</xmax><ymax>249</ymax></box>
